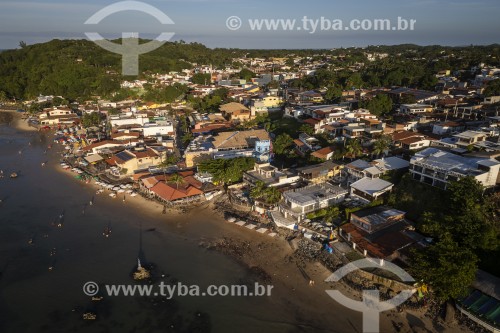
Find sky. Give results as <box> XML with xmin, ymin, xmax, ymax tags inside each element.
<box><xmin>0</xmin><ymin>0</ymin><xmax>499</xmax><ymax>49</ymax></box>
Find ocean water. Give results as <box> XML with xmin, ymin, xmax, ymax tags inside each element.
<box><xmin>0</xmin><ymin>120</ymin><xmax>367</xmax><ymax>333</ymax></box>
<box><xmin>0</xmin><ymin>123</ymin><xmax>295</xmax><ymax>333</ymax></box>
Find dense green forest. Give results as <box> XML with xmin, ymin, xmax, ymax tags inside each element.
<box><xmin>0</xmin><ymin>39</ymin><xmax>499</xmax><ymax>102</ymax></box>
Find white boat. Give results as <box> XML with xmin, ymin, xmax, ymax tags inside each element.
<box><xmin>112</xmin><ymin>186</ymin><xmax>120</xmax><ymax>191</ymax></box>
<box><xmin>117</xmin><ymin>189</ymin><xmax>125</xmax><ymax>193</ymax></box>
<box><xmin>109</xmin><ymin>193</ymin><xmax>117</xmax><ymax>198</ymax></box>
<box><xmin>130</xmin><ymin>192</ymin><xmax>137</xmax><ymax>197</ymax></box>
<box><xmin>120</xmin><ymin>185</ymin><xmax>127</xmax><ymax>189</ymax></box>
<box><xmin>126</xmin><ymin>190</ymin><xmax>133</xmax><ymax>194</ymax></box>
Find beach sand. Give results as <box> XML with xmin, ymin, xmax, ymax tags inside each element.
<box><xmin>0</xmin><ymin>109</ymin><xmax>37</xmax><ymax>132</ymax></box>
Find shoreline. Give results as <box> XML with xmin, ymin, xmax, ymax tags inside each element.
<box><xmin>28</xmin><ymin>127</ymin><xmax>480</xmax><ymax>333</ymax></box>
<box><xmin>0</xmin><ymin>109</ymin><xmax>37</xmax><ymax>132</ymax></box>
<box><xmin>54</xmin><ymin>163</ymin><xmax>480</xmax><ymax>333</ymax></box>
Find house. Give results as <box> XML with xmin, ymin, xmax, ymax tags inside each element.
<box><xmin>39</xmin><ymin>107</ymin><xmax>79</xmax><ymax>126</ymax></box>
<box><xmin>142</xmin><ymin>122</ymin><xmax>175</xmax><ymax>137</ymax></box>
<box><xmin>293</xmin><ymin>133</ymin><xmax>319</xmax><ymax>156</ymax></box>
<box><xmin>111</xmin><ymin>132</ymin><xmax>141</xmax><ymax>141</ymax></box>
<box><xmin>296</xmin><ymin>161</ymin><xmax>342</xmax><ymax>184</ymax></box>
<box><xmin>484</xmin><ymin>96</ymin><xmax>500</xmax><ymax>104</ymax></box>
<box><xmin>340</xmin><ymin>206</ymin><xmax>425</xmax><ymax>262</ymax></box>
<box><xmin>243</xmin><ymin>163</ymin><xmax>300</xmax><ymax>189</ymax></box>
<box><xmin>142</xmin><ymin>174</ymin><xmax>204</xmax><ymax>204</ymax></box>
<box><xmin>343</xmin><ymin>124</ymin><xmax>365</xmax><ymax>139</ymax></box>
<box><xmin>184</xmin><ymin>129</ymin><xmax>271</xmax><ymax>167</ymax></box>
<box><xmin>109</xmin><ymin>114</ymin><xmax>149</xmax><ymax>128</ymax></box>
<box><xmin>279</xmin><ymin>183</ymin><xmax>348</xmax><ymax>222</ymax></box>
<box><xmin>453</xmin><ymin>131</ymin><xmax>487</xmax><ymax>148</ymax></box>
<box><xmin>389</xmin><ymin>88</ymin><xmax>440</xmax><ymax>103</ymax></box>
<box><xmin>298</xmin><ymin>90</ymin><xmax>324</xmax><ymax>103</ymax></box>
<box><xmin>399</xmin><ymin>104</ymin><xmax>434</xmax><ymax>114</ymax></box>
<box><xmin>346</xmin><ymin>157</ymin><xmax>410</xmax><ymax>180</ymax></box>
<box><xmin>410</xmin><ymin>147</ymin><xmax>500</xmax><ymax>189</ymax></box>
<box><xmin>302</xmin><ymin>118</ymin><xmax>323</xmax><ymax>134</ymax></box>
<box><xmin>432</xmin><ymin>121</ymin><xmax>466</xmax><ymax>135</ymax></box>
<box><xmin>392</xmin><ymin>131</ymin><xmax>432</xmax><ymax>150</ymax></box>
<box><xmin>456</xmin><ymin>271</ymin><xmax>500</xmax><ymax>333</ymax></box>
<box><xmin>349</xmin><ymin>177</ymin><xmax>394</xmax><ymax>202</ymax></box>
<box><xmin>107</xmin><ymin>148</ymin><xmax>162</xmax><ymax>175</ymax></box>
<box><xmin>83</xmin><ymin>140</ymin><xmax>133</xmax><ymax>155</ymax></box>
<box><xmin>311</xmin><ymin>146</ymin><xmax>336</xmax><ymax>161</ymax></box>
<box><xmin>219</xmin><ymin>102</ymin><xmax>252</xmax><ymax>122</ymax></box>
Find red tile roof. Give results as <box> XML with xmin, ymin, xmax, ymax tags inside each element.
<box><xmin>303</xmin><ymin>118</ymin><xmax>321</xmax><ymax>125</ymax></box>
<box><xmin>341</xmin><ymin>223</ymin><xmax>414</xmax><ymax>259</ymax></box>
<box><xmin>150</xmin><ymin>182</ymin><xmax>203</xmax><ymax>202</ymax></box>
<box><xmin>293</xmin><ymin>139</ymin><xmax>305</xmax><ymax>147</ymax></box>
<box><xmin>311</xmin><ymin>146</ymin><xmax>335</xmax><ymax>160</ymax></box>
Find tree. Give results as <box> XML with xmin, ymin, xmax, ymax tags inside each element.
<box><xmin>372</xmin><ymin>135</ymin><xmax>391</xmax><ymax>157</ymax></box>
<box><xmin>250</xmin><ymin>181</ymin><xmax>282</xmax><ymax>205</ymax></box>
<box><xmin>345</xmin><ymin>139</ymin><xmax>362</xmax><ymax>159</ymax></box>
<box><xmin>169</xmin><ymin>173</ymin><xmax>185</xmax><ymax>189</ymax></box>
<box><xmin>239</xmin><ymin>68</ymin><xmax>255</xmax><ymax>81</ymax></box>
<box><xmin>324</xmin><ymin>86</ymin><xmax>342</xmax><ymax>103</ymax></box>
<box><xmin>191</xmin><ymin>73</ymin><xmax>211</xmax><ymax>85</ymax></box>
<box><xmin>19</xmin><ymin>41</ymin><xmax>27</xmax><ymax>49</ymax></box>
<box><xmin>399</xmin><ymin>94</ymin><xmax>417</xmax><ymax>104</ymax></box>
<box><xmin>250</xmin><ymin>181</ymin><xmax>266</xmax><ymax>200</ymax></box>
<box><xmin>198</xmin><ymin>157</ymin><xmax>255</xmax><ymax>189</ymax></box>
<box><xmin>182</xmin><ymin>132</ymin><xmax>194</xmax><ymax>145</ymax></box>
<box><xmin>484</xmin><ymin>79</ymin><xmax>500</xmax><ymax>97</ymax></box>
<box><xmin>273</xmin><ymin>133</ymin><xmax>293</xmax><ymax>155</ymax></box>
<box><xmin>324</xmin><ymin>206</ymin><xmax>340</xmax><ymax>224</ymax></box>
<box><xmin>0</xmin><ymin>91</ymin><xmax>7</xmax><ymax>103</ymax></box>
<box><xmin>420</xmin><ymin>177</ymin><xmax>499</xmax><ymax>251</ymax></box>
<box><xmin>362</xmin><ymin>94</ymin><xmax>393</xmax><ymax>117</ymax></box>
<box><xmin>299</xmin><ymin>124</ymin><xmax>315</xmax><ymax>136</ymax></box>
<box><xmin>264</xmin><ymin>186</ymin><xmax>282</xmax><ymax>205</ymax></box>
<box><xmin>410</xmin><ymin>235</ymin><xmax>478</xmax><ymax>301</ymax></box>
<box><xmin>345</xmin><ymin>73</ymin><xmax>364</xmax><ymax>89</ymax></box>
<box><xmin>82</xmin><ymin>112</ymin><xmax>101</xmax><ymax>128</ymax></box>
<box><xmin>159</xmin><ymin>152</ymin><xmax>178</xmax><ymax>167</ymax></box>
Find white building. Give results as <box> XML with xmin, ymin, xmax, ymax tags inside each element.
<box><xmin>142</xmin><ymin>122</ymin><xmax>175</xmax><ymax>137</ymax></box>
<box><xmin>410</xmin><ymin>148</ymin><xmax>500</xmax><ymax>189</ymax></box>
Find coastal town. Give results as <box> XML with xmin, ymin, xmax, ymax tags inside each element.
<box><xmin>1</xmin><ymin>44</ymin><xmax>500</xmax><ymax>333</ymax></box>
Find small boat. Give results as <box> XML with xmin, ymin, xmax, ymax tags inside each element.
<box><xmin>28</xmin><ymin>238</ymin><xmax>34</xmax><ymax>245</ymax></box>
<box><xmin>130</xmin><ymin>192</ymin><xmax>137</xmax><ymax>197</ymax></box>
<box><xmin>109</xmin><ymin>193</ymin><xmax>117</xmax><ymax>198</ymax></box>
<box><xmin>112</xmin><ymin>187</ymin><xmax>120</xmax><ymax>191</ymax></box>
<box><xmin>83</xmin><ymin>312</ymin><xmax>96</xmax><ymax>320</ymax></box>
<box><xmin>103</xmin><ymin>226</ymin><xmax>111</xmax><ymax>238</ymax></box>
<box><xmin>117</xmin><ymin>189</ymin><xmax>125</xmax><ymax>193</ymax></box>
<box><xmin>10</xmin><ymin>172</ymin><xmax>18</xmax><ymax>179</ymax></box>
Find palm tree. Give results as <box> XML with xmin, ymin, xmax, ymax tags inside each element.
<box><xmin>264</xmin><ymin>187</ymin><xmax>282</xmax><ymax>205</ymax></box>
<box><xmin>169</xmin><ymin>173</ymin><xmax>185</xmax><ymax>190</ymax></box>
<box><xmin>372</xmin><ymin>135</ymin><xmax>391</xmax><ymax>158</ymax></box>
<box><xmin>250</xmin><ymin>181</ymin><xmax>266</xmax><ymax>200</ymax></box>
<box><xmin>345</xmin><ymin>139</ymin><xmax>362</xmax><ymax>160</ymax></box>
<box><xmin>324</xmin><ymin>206</ymin><xmax>340</xmax><ymax>224</ymax></box>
